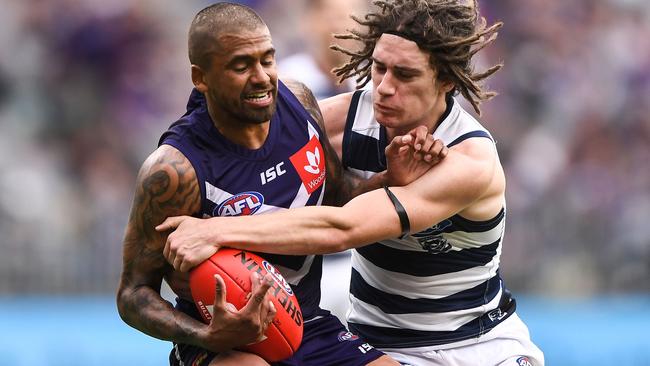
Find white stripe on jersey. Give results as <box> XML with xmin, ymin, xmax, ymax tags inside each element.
<box><xmin>350</xmin><ymin>248</ymin><xmax>501</xmax><ymax>299</ymax></box>
<box><xmin>348</xmin><ymin>286</ymin><xmax>503</xmax><ymax>332</ymax></box>
<box><xmin>275</xmin><ymin>254</ymin><xmax>316</xmax><ymax>286</ymax></box>
<box><xmin>381</xmin><ymin>218</ymin><xmax>505</xmax><ymax>252</ymax></box>
<box><xmin>205</xmin><ymin>180</ymin><xmax>316</xmax><ymax>286</ymax></box>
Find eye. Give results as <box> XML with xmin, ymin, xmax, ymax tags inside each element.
<box><xmin>395</xmin><ymin>71</ymin><xmax>415</xmax><ymax>81</ymax></box>
<box><xmin>373</xmin><ymin>63</ymin><xmax>386</xmax><ymax>73</ymax></box>
<box><xmin>261</xmin><ymin>58</ymin><xmax>275</xmax><ymax>67</ymax></box>
<box><xmin>232</xmin><ymin>64</ymin><xmax>248</xmax><ymax>73</ymax></box>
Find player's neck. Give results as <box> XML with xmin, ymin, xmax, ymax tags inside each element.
<box><xmin>208</xmin><ymin>105</ymin><xmax>270</xmax><ymax>149</ymax></box>
<box><xmin>218</xmin><ymin>123</ymin><xmax>270</xmax><ymax>150</ymax></box>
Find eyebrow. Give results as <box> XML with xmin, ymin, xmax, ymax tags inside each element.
<box><xmin>228</xmin><ymin>48</ymin><xmax>276</xmax><ymax>65</ymax></box>
<box><xmin>372</xmin><ymin>57</ymin><xmax>422</xmax><ymax>74</ymax></box>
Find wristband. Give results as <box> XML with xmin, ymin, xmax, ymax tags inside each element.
<box><xmin>383</xmin><ymin>186</ymin><xmax>411</xmax><ymax>239</ymax></box>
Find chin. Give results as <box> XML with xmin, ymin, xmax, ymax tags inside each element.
<box><xmin>375</xmin><ymin>114</ymin><xmax>401</xmax><ymax>128</ymax></box>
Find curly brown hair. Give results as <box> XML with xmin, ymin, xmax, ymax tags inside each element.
<box><xmin>331</xmin><ymin>0</ymin><xmax>503</xmax><ymax>115</ymax></box>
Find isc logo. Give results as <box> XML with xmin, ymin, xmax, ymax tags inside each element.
<box><xmin>215</xmin><ymin>192</ymin><xmax>264</xmax><ymax>216</ymax></box>
<box><xmin>260</xmin><ymin>162</ymin><xmax>286</xmax><ymax>185</ymax></box>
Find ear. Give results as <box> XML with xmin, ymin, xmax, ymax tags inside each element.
<box><xmin>440</xmin><ymin>80</ymin><xmax>455</xmax><ymax>94</ymax></box>
<box><xmin>191</xmin><ymin>64</ymin><xmax>208</xmax><ymax>93</ymax></box>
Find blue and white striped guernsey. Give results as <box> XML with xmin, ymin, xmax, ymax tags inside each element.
<box><xmin>343</xmin><ymin>90</ymin><xmax>515</xmax><ymax>349</ymax></box>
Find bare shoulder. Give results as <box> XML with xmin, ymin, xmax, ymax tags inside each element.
<box><xmin>282</xmin><ymin>78</ymin><xmax>323</xmax><ymax>124</ymax></box>
<box><xmin>413</xmin><ymin>137</ymin><xmax>500</xmax><ymax>200</ymax></box>
<box><xmin>319</xmin><ymin>92</ymin><xmax>354</xmax><ymax>132</ymax></box>
<box><xmin>124</xmin><ymin>145</ymin><xmax>201</xmax><ymax>266</ymax></box>
<box><xmin>449</xmin><ymin>136</ymin><xmax>498</xmax><ymax>162</ymax></box>
<box><xmin>121</xmin><ymin>144</ymin><xmax>201</xmax><ymax>282</ymax></box>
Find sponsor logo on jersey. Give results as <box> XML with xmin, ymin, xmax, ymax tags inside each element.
<box><xmin>262</xmin><ymin>260</ymin><xmax>294</xmax><ymax>296</ymax></box>
<box><xmin>337</xmin><ymin>331</ymin><xmax>360</xmax><ymax>342</ymax></box>
<box><xmin>290</xmin><ymin>136</ymin><xmax>326</xmax><ymax>194</ymax></box>
<box><xmin>215</xmin><ymin>191</ymin><xmax>264</xmax><ymax>216</ymax></box>
<box><xmin>516</xmin><ymin>356</ymin><xmax>532</xmax><ymax>366</ymax></box>
<box><xmin>413</xmin><ymin>219</ymin><xmax>453</xmax><ymax>254</ymax></box>
<box><xmin>487</xmin><ymin>307</ymin><xmax>508</xmax><ymax>322</ymax></box>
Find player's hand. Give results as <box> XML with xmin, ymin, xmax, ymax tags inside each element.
<box><xmin>157</xmin><ymin>216</ymin><xmax>220</xmax><ymax>272</ymax></box>
<box><xmin>385</xmin><ymin>125</ymin><xmax>448</xmax><ymax>186</ymax></box>
<box><xmin>200</xmin><ymin>272</ymin><xmax>277</xmax><ymax>352</ymax></box>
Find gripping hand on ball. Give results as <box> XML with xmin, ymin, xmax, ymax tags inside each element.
<box><xmin>200</xmin><ymin>272</ymin><xmax>277</xmax><ymax>352</ymax></box>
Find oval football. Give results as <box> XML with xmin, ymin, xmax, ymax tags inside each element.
<box><xmin>189</xmin><ymin>248</ymin><xmax>303</xmax><ymax>362</ymax></box>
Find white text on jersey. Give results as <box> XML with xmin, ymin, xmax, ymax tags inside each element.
<box><xmin>260</xmin><ymin>162</ymin><xmax>286</xmax><ymax>185</ymax></box>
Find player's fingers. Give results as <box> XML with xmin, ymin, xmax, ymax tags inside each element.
<box><xmin>260</xmin><ymin>300</ymin><xmax>276</xmax><ymax>335</ymax></box>
<box><xmin>212</xmin><ymin>274</ymin><xmax>228</xmax><ymax>312</ymax></box>
<box><xmin>421</xmin><ymin>140</ymin><xmax>447</xmax><ymax>163</ymax></box>
<box><xmin>163</xmin><ymin>237</ymin><xmax>171</xmax><ymax>262</ymax></box>
<box><xmin>267</xmin><ymin>300</ymin><xmax>277</xmax><ymax>321</ymax></box>
<box><xmin>386</xmin><ymin>134</ymin><xmax>410</xmax><ymax>156</ymax></box>
<box><xmin>155</xmin><ymin>216</ymin><xmax>184</xmax><ymax>232</ymax></box>
<box><xmin>173</xmin><ymin>254</ymin><xmax>185</xmax><ymax>272</ymax></box>
<box><xmin>179</xmin><ymin>258</ymin><xmax>194</xmax><ymax>273</ymax></box>
<box><xmin>411</xmin><ymin>125</ymin><xmax>429</xmax><ymax>151</ymax></box>
<box><xmin>420</xmin><ymin>135</ymin><xmax>436</xmax><ymax>154</ymax></box>
<box><xmin>243</xmin><ymin>273</ymin><xmax>273</xmax><ymax>313</ymax></box>
<box><xmin>431</xmin><ymin>139</ymin><xmax>445</xmax><ymax>156</ymax></box>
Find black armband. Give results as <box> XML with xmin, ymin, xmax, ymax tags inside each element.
<box><xmin>383</xmin><ymin>186</ymin><xmax>411</xmax><ymax>239</ymax></box>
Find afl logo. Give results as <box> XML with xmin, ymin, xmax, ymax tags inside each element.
<box><xmin>215</xmin><ymin>192</ymin><xmax>264</xmax><ymax>217</ymax></box>
<box><xmin>262</xmin><ymin>260</ymin><xmax>294</xmax><ymax>295</ymax></box>
<box><xmin>337</xmin><ymin>331</ymin><xmax>359</xmax><ymax>342</ymax></box>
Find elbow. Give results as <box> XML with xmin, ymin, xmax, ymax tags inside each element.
<box><xmin>116</xmin><ymin>285</ymin><xmax>136</xmax><ymax>326</ymax></box>
<box><xmin>324</xmin><ymin>226</ymin><xmax>357</xmax><ymax>253</ymax></box>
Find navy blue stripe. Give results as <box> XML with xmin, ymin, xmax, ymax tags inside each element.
<box><xmin>351</xmin><ymin>270</ymin><xmax>502</xmax><ymax>314</ymax></box>
<box><xmin>305</xmin><ymin>184</ymin><xmax>324</xmax><ymax>207</ymax></box>
<box><xmin>348</xmin><ymin>304</ymin><xmax>514</xmax><ymax>348</ymax></box>
<box><xmin>447</xmin><ymin>208</ymin><xmax>505</xmax><ymax>233</ymax></box>
<box><xmin>378</xmin><ymin>124</ymin><xmax>387</xmax><ymax>167</ymax></box>
<box><xmin>448</xmin><ymin>130</ymin><xmax>492</xmax><ymax>148</ymax></box>
<box><xmin>342</xmin><ymin>90</ymin><xmax>363</xmax><ymax>169</ymax></box>
<box><xmin>355</xmin><ymin>240</ymin><xmax>500</xmax><ymax>276</ymax></box>
<box><xmin>345</xmin><ymin>132</ymin><xmax>386</xmax><ymax>172</ymax></box>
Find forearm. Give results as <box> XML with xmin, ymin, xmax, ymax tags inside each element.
<box><xmin>212</xmin><ymin>206</ymin><xmax>356</xmax><ymax>255</ymax></box>
<box><xmin>213</xmin><ymin>190</ymin><xmax>403</xmax><ymax>255</ymax></box>
<box><xmin>117</xmin><ymin>284</ymin><xmax>210</xmax><ymax>349</ymax></box>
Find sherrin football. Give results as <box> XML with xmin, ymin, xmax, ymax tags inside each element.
<box><xmin>189</xmin><ymin>248</ymin><xmax>303</xmax><ymax>362</ymax></box>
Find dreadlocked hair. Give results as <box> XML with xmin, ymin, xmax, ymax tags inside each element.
<box><xmin>331</xmin><ymin>0</ymin><xmax>503</xmax><ymax>115</ymax></box>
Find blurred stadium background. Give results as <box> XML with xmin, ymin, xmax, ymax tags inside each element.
<box><xmin>0</xmin><ymin>0</ymin><xmax>649</xmax><ymax>365</ymax></box>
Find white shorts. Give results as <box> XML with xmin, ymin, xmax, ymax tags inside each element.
<box><xmin>379</xmin><ymin>313</ymin><xmax>544</xmax><ymax>366</ymax></box>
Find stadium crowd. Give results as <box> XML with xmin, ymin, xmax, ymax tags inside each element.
<box><xmin>0</xmin><ymin>0</ymin><xmax>648</xmax><ymax>296</ymax></box>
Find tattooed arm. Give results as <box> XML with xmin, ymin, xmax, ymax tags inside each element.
<box><xmin>283</xmin><ymin>79</ymin><xmax>388</xmax><ymax>206</ymax></box>
<box><xmin>116</xmin><ymin>145</ymin><xmax>275</xmax><ymax>352</ymax></box>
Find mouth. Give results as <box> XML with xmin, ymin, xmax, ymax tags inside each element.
<box><xmin>375</xmin><ymin>103</ymin><xmax>397</xmax><ymax>113</ymax></box>
<box><xmin>244</xmin><ymin>90</ymin><xmax>273</xmax><ymax>107</ymax></box>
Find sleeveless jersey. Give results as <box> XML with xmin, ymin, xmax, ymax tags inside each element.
<box><xmin>342</xmin><ymin>90</ymin><xmax>515</xmax><ymax>349</ymax></box>
<box><xmin>159</xmin><ymin>81</ymin><xmax>328</xmax><ymax>320</ymax></box>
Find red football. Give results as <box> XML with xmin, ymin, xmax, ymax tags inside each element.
<box><xmin>189</xmin><ymin>249</ymin><xmax>303</xmax><ymax>362</ymax></box>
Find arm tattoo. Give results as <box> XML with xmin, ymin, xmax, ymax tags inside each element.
<box><xmin>118</xmin><ymin>146</ymin><xmax>204</xmax><ymax>344</ymax></box>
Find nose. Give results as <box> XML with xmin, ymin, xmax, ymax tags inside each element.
<box><xmin>376</xmin><ymin>71</ymin><xmax>396</xmax><ymax>96</ymax></box>
<box><xmin>250</xmin><ymin>62</ymin><xmax>271</xmax><ymax>86</ymax></box>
